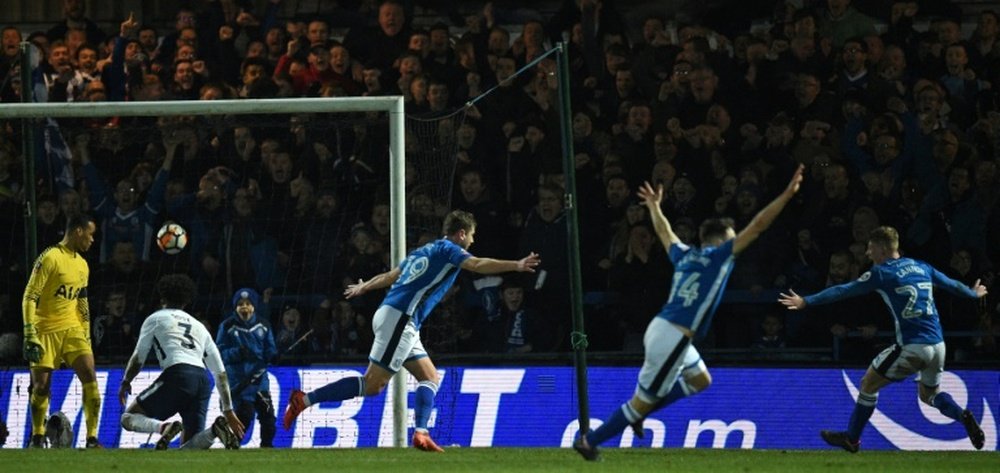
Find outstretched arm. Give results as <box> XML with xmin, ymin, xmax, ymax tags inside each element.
<box><xmin>733</xmin><ymin>164</ymin><xmax>804</xmax><ymax>255</ymax></box>
<box><xmin>344</xmin><ymin>267</ymin><xmax>403</xmax><ymax>299</ymax></box>
<box><xmin>971</xmin><ymin>279</ymin><xmax>989</xmax><ymax>299</ymax></box>
<box><xmin>638</xmin><ymin>181</ymin><xmax>679</xmax><ymax>250</ymax></box>
<box><xmin>460</xmin><ymin>252</ymin><xmax>540</xmax><ymax>274</ymax></box>
<box><xmin>931</xmin><ymin>268</ymin><xmax>988</xmax><ymax>299</ymax></box>
<box><xmin>778</xmin><ymin>289</ymin><xmax>806</xmax><ymax>310</ymax></box>
<box><xmin>778</xmin><ymin>274</ymin><xmax>879</xmax><ymax>310</ymax></box>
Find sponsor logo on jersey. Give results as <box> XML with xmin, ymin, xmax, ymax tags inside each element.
<box><xmin>54</xmin><ymin>285</ymin><xmax>85</xmax><ymax>300</ymax></box>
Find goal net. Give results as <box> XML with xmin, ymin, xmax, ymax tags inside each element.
<box><xmin>0</xmin><ymin>96</ymin><xmax>449</xmax><ymax>447</ymax></box>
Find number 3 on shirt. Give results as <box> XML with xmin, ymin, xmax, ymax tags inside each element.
<box><xmin>178</xmin><ymin>322</ymin><xmax>196</xmax><ymax>349</ymax></box>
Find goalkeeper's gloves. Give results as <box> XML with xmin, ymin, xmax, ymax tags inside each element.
<box><xmin>23</xmin><ymin>324</ymin><xmax>44</xmax><ymax>363</ymax></box>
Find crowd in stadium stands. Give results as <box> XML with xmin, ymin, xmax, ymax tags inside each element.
<box><xmin>0</xmin><ymin>0</ymin><xmax>999</xmax><ymax>364</ymax></box>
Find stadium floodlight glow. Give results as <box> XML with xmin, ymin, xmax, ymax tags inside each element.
<box><xmin>0</xmin><ymin>96</ymin><xmax>410</xmax><ymax>448</ymax></box>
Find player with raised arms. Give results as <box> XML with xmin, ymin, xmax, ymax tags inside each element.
<box><xmin>283</xmin><ymin>210</ymin><xmax>540</xmax><ymax>452</ymax></box>
<box><xmin>779</xmin><ymin>226</ymin><xmax>987</xmax><ymax>452</ymax></box>
<box><xmin>118</xmin><ymin>274</ymin><xmax>245</xmax><ymax>449</ymax></box>
<box><xmin>574</xmin><ymin>165</ymin><xmax>804</xmax><ymax>461</ymax></box>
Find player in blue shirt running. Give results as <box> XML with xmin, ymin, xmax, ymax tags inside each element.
<box><xmin>574</xmin><ymin>165</ymin><xmax>804</xmax><ymax>461</ymax></box>
<box><xmin>283</xmin><ymin>210</ymin><xmax>540</xmax><ymax>452</ymax></box>
<box><xmin>779</xmin><ymin>225</ymin><xmax>988</xmax><ymax>452</ymax></box>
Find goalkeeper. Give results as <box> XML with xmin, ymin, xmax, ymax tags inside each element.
<box><xmin>216</xmin><ymin>288</ymin><xmax>277</xmax><ymax>447</ymax></box>
<box><xmin>22</xmin><ymin>215</ymin><xmax>102</xmax><ymax>448</ymax></box>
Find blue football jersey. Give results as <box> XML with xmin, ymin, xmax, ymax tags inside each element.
<box><xmin>382</xmin><ymin>238</ymin><xmax>471</xmax><ymax>329</ymax></box>
<box><xmin>656</xmin><ymin>240</ymin><xmax>736</xmax><ymax>339</ymax></box>
<box><xmin>803</xmin><ymin>257</ymin><xmax>978</xmax><ymax>345</ymax></box>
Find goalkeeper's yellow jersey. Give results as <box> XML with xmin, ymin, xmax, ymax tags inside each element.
<box><xmin>22</xmin><ymin>244</ymin><xmax>90</xmax><ymax>334</ymax></box>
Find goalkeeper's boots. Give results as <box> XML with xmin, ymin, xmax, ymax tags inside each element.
<box><xmin>29</xmin><ymin>434</ymin><xmax>45</xmax><ymax>448</ymax></box>
<box><xmin>412</xmin><ymin>430</ymin><xmax>444</xmax><ymax>453</ymax></box>
<box><xmin>212</xmin><ymin>416</ymin><xmax>240</xmax><ymax>450</ymax></box>
<box><xmin>573</xmin><ymin>434</ymin><xmax>601</xmax><ymax>461</ymax></box>
<box><xmin>155</xmin><ymin>421</ymin><xmax>183</xmax><ymax>450</ymax></box>
<box><xmin>962</xmin><ymin>410</ymin><xmax>985</xmax><ymax>450</ymax></box>
<box><xmin>820</xmin><ymin>430</ymin><xmax>859</xmax><ymax>453</ymax></box>
<box><xmin>85</xmin><ymin>437</ymin><xmax>102</xmax><ymax>449</ymax></box>
<box><xmin>283</xmin><ymin>389</ymin><xmax>306</xmax><ymax>430</ymax></box>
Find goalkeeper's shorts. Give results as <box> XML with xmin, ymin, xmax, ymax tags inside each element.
<box><xmin>31</xmin><ymin>327</ymin><xmax>91</xmax><ymax>370</ymax></box>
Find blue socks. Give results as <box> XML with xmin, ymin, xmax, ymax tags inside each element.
<box><xmin>843</xmin><ymin>389</ymin><xmax>962</xmax><ymax>443</ymax></box>
<box><xmin>414</xmin><ymin>381</ymin><xmax>438</xmax><ymax>431</ymax></box>
<box><xmin>931</xmin><ymin>392</ymin><xmax>964</xmax><ymax>421</ymax></box>
<box><xmin>307</xmin><ymin>376</ymin><xmax>366</xmax><ymax>405</ymax></box>
<box><xmin>847</xmin><ymin>391</ymin><xmax>878</xmax><ymax>442</ymax></box>
<box><xmin>586</xmin><ymin>402</ymin><xmax>642</xmax><ymax>447</ymax></box>
<box><xmin>655</xmin><ymin>380</ymin><xmax>693</xmax><ymax>411</ymax></box>
<box><xmin>585</xmin><ymin>378</ymin><xmax>701</xmax><ymax>447</ymax></box>
<box><xmin>303</xmin><ymin>375</ymin><xmax>442</xmax><ymax>433</ymax></box>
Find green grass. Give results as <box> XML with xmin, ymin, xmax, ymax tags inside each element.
<box><xmin>0</xmin><ymin>448</ymin><xmax>996</xmax><ymax>472</ymax></box>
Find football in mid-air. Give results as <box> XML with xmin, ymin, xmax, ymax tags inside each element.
<box><xmin>156</xmin><ymin>222</ymin><xmax>188</xmax><ymax>255</ymax></box>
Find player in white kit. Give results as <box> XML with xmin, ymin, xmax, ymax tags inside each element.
<box><xmin>118</xmin><ymin>274</ymin><xmax>245</xmax><ymax>449</ymax></box>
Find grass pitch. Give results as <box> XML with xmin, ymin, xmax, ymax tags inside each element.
<box><xmin>0</xmin><ymin>448</ymin><xmax>995</xmax><ymax>472</ymax></box>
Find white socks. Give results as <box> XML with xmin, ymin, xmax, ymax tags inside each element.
<box><xmin>120</xmin><ymin>413</ymin><xmax>163</xmax><ymax>433</ymax></box>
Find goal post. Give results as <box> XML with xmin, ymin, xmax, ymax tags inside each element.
<box><xmin>5</xmin><ymin>41</ymin><xmax>593</xmax><ymax>447</ymax></box>
<box><xmin>0</xmin><ymin>96</ymin><xmax>410</xmax><ymax>448</ymax></box>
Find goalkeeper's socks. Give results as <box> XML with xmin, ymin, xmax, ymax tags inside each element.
<box><xmin>308</xmin><ymin>376</ymin><xmax>366</xmax><ymax>405</ymax></box>
<box><xmin>930</xmin><ymin>392</ymin><xmax>964</xmax><ymax>421</ymax></box>
<box><xmin>846</xmin><ymin>391</ymin><xmax>878</xmax><ymax>442</ymax></box>
<box><xmin>29</xmin><ymin>392</ymin><xmax>50</xmax><ymax>436</ymax></box>
<box><xmin>414</xmin><ymin>380</ymin><xmax>438</xmax><ymax>430</ymax></box>
<box><xmin>82</xmin><ymin>381</ymin><xmax>101</xmax><ymax>438</ymax></box>
<box><xmin>586</xmin><ymin>402</ymin><xmax>641</xmax><ymax>447</ymax></box>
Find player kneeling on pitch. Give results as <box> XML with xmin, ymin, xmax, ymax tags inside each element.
<box><xmin>118</xmin><ymin>274</ymin><xmax>245</xmax><ymax>449</ymax></box>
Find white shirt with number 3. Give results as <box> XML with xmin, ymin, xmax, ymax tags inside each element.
<box><xmin>133</xmin><ymin>308</ymin><xmax>226</xmax><ymax>376</ymax></box>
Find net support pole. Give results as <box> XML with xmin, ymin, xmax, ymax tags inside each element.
<box><xmin>19</xmin><ymin>42</ymin><xmax>37</xmax><ymax>271</ymax></box>
<box><xmin>388</xmin><ymin>96</ymin><xmax>408</xmax><ymax>448</ymax></box>
<box><xmin>556</xmin><ymin>42</ymin><xmax>590</xmax><ymax>434</ymax></box>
